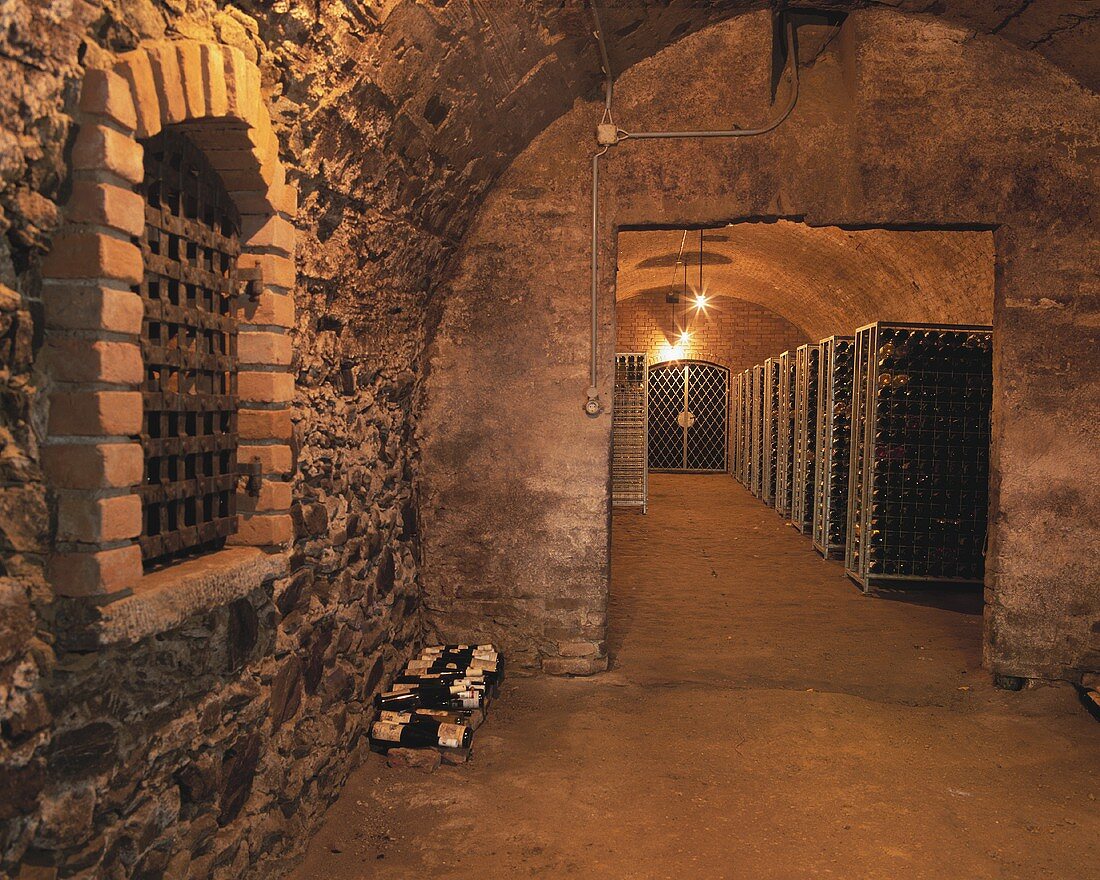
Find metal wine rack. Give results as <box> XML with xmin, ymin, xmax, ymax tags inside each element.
<box><xmin>774</xmin><ymin>350</ymin><xmax>796</xmax><ymax>518</ymax></box>
<box><xmin>845</xmin><ymin>322</ymin><xmax>993</xmax><ymax>592</ymax></box>
<box><xmin>738</xmin><ymin>368</ymin><xmax>752</xmax><ymax>485</ymax></box>
<box><xmin>812</xmin><ymin>336</ymin><xmax>854</xmax><ymax>558</ymax></box>
<box><xmin>731</xmin><ymin>370</ymin><xmax>743</xmax><ymax>481</ymax></box>
<box><xmin>612</xmin><ymin>353</ymin><xmax>648</xmax><ymax>512</ymax></box>
<box><xmin>749</xmin><ymin>364</ymin><xmax>765</xmax><ymax>497</ymax></box>
<box><xmin>791</xmin><ymin>343</ymin><xmax>821</xmax><ymax>534</ymax></box>
<box><xmin>762</xmin><ymin>357</ymin><xmax>781</xmax><ymax>507</ymax></box>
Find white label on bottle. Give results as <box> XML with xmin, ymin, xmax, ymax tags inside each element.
<box><xmin>380</xmin><ymin>711</ymin><xmax>411</xmax><ymax>724</ymax></box>
<box><xmin>454</xmin><ymin>691</ymin><xmax>481</xmax><ymax>709</ymax></box>
<box><xmin>436</xmin><ymin>723</ymin><xmax>467</xmax><ymax>749</ymax></box>
<box><xmin>371</xmin><ymin>721</ymin><xmax>405</xmax><ymax>742</ymax></box>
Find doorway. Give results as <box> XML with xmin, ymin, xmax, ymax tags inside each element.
<box><xmin>647</xmin><ymin>360</ymin><xmax>729</xmax><ymax>472</ymax></box>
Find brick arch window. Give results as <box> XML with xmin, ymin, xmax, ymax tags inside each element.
<box><xmin>137</xmin><ymin>129</ymin><xmax>242</xmax><ymax>567</ymax></box>
<box><xmin>40</xmin><ymin>40</ymin><xmax>297</xmax><ymax>643</ymax></box>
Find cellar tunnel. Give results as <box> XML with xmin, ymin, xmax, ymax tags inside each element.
<box><xmin>1</xmin><ymin>1</ymin><xmax>1098</xmax><ymax>878</ymax></box>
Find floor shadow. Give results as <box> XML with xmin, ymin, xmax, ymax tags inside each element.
<box><xmin>868</xmin><ymin>586</ymin><xmax>985</xmax><ymax>616</ymax></box>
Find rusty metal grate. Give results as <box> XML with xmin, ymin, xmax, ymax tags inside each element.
<box><xmin>136</xmin><ymin>129</ymin><xmax>240</xmax><ymax>568</ymax></box>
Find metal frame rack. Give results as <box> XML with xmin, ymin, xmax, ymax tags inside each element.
<box><xmin>762</xmin><ymin>358</ymin><xmax>781</xmax><ymax>507</ymax></box>
<box><xmin>612</xmin><ymin>353</ymin><xmax>648</xmax><ymax>512</ymax></box>
<box><xmin>812</xmin><ymin>336</ymin><xmax>854</xmax><ymax>557</ymax></box>
<box><xmin>775</xmin><ymin>350</ymin><xmax>796</xmax><ymax>518</ymax></box>
<box><xmin>749</xmin><ymin>364</ymin><xmax>765</xmax><ymax>497</ymax></box>
<box><xmin>739</xmin><ymin>368</ymin><xmax>751</xmax><ymax>485</ymax></box>
<box><xmin>791</xmin><ymin>343</ymin><xmax>821</xmax><ymax>533</ymax></box>
<box><xmin>845</xmin><ymin>322</ymin><xmax>993</xmax><ymax>592</ymax></box>
<box><xmin>731</xmin><ymin>370</ymin><xmax>743</xmax><ymax>480</ymax></box>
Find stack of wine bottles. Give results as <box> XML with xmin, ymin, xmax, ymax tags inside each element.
<box><xmin>845</xmin><ymin>322</ymin><xmax>993</xmax><ymax>590</ymax></box>
<box><xmin>369</xmin><ymin>644</ymin><xmax>503</xmax><ymax>756</ymax></box>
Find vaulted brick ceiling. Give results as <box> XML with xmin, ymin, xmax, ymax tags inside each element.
<box><xmin>241</xmin><ymin>0</ymin><xmax>1096</xmax><ymax>301</ymax></box>
<box><xmin>616</xmin><ymin>223</ymin><xmax>995</xmax><ymax>341</ymax></box>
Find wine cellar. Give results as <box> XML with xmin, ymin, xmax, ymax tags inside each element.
<box><xmin>729</xmin><ymin>322</ymin><xmax>994</xmax><ymax>594</ymax></box>
<box><xmin>812</xmin><ymin>336</ymin><xmax>854</xmax><ymax>559</ymax></box>
<box><xmin>6</xmin><ymin>3</ymin><xmax>1097</xmax><ymax>877</ymax></box>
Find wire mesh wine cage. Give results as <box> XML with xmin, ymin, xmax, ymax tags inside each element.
<box><xmin>791</xmin><ymin>343</ymin><xmax>821</xmax><ymax>535</ymax></box>
<box><xmin>812</xmin><ymin>336</ymin><xmax>854</xmax><ymax>558</ymax></box>
<box><xmin>774</xmin><ymin>350</ymin><xmax>796</xmax><ymax>519</ymax></box>
<box><xmin>844</xmin><ymin>322</ymin><xmax>993</xmax><ymax>592</ymax></box>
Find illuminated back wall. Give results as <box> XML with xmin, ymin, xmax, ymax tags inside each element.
<box><xmin>615</xmin><ymin>290</ymin><xmax>809</xmax><ymax>370</ymax></box>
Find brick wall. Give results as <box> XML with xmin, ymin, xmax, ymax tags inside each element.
<box><xmin>616</xmin><ymin>292</ymin><xmax>809</xmax><ymax>371</ymax></box>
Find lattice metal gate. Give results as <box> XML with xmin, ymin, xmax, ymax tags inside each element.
<box><xmin>612</xmin><ymin>353</ymin><xmax>648</xmax><ymax>511</ymax></box>
<box><xmin>648</xmin><ymin>360</ymin><xmax>729</xmax><ymax>472</ymax></box>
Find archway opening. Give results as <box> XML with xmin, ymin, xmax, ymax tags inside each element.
<box><xmin>609</xmin><ymin>220</ymin><xmax>995</xmax><ymax>667</ymax></box>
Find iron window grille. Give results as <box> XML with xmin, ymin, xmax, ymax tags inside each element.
<box><xmin>135</xmin><ymin>129</ymin><xmax>241</xmax><ymax>568</ymax></box>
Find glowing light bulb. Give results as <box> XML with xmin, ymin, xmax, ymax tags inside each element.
<box><xmin>693</xmin><ymin>293</ymin><xmax>708</xmax><ymax>310</ymax></box>
<box><xmin>679</xmin><ymin>330</ymin><xmax>691</xmax><ymax>346</ymax></box>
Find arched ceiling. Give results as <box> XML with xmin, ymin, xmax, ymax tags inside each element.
<box><xmin>616</xmin><ymin>222</ymin><xmax>995</xmax><ymax>341</ymax></box>
<box><xmin>239</xmin><ymin>0</ymin><xmax>1095</xmax><ymax>290</ymax></box>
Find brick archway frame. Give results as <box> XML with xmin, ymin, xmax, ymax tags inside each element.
<box><xmin>40</xmin><ymin>41</ymin><xmax>296</xmax><ymax>613</ymax></box>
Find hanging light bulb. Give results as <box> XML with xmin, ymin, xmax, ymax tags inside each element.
<box><xmin>679</xmin><ymin>329</ymin><xmax>691</xmax><ymax>346</ymax></box>
<box><xmin>693</xmin><ymin>292</ymin><xmax>708</xmax><ymax>310</ymax></box>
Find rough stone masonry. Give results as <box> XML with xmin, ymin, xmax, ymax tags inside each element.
<box><xmin>0</xmin><ymin>1</ymin><xmax>1097</xmax><ymax>879</ymax></box>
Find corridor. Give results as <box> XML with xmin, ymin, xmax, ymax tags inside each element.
<box><xmin>292</xmin><ymin>475</ymin><xmax>1099</xmax><ymax>879</ymax></box>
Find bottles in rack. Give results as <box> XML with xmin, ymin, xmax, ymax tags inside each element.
<box><xmin>738</xmin><ymin>321</ymin><xmax>992</xmax><ymax>595</ymax></box>
<box><xmin>812</xmin><ymin>336</ymin><xmax>854</xmax><ymax>558</ymax></box>
<box><xmin>762</xmin><ymin>358</ymin><xmax>781</xmax><ymax>507</ymax></box>
<box><xmin>774</xmin><ymin>351</ymin><xmax>796</xmax><ymax>518</ymax></box>
<box><xmin>792</xmin><ymin>343</ymin><xmax>821</xmax><ymax>534</ymax></box>
<box><xmin>845</xmin><ymin>323</ymin><xmax>993</xmax><ymax>589</ymax></box>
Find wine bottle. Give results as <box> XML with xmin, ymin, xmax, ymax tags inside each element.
<box><xmin>407</xmin><ymin>658</ymin><xmax>500</xmax><ymax>675</ymax></box>
<box><xmin>379</xmin><ymin>708</ymin><xmax>468</xmax><ymax>726</ymax></box>
<box><xmin>406</xmin><ymin>656</ymin><xmax>499</xmax><ymax>673</ymax></box>
<box><xmin>386</xmin><ymin>680</ymin><xmax>485</xmax><ymax>696</ymax></box>
<box><xmin>371</xmin><ymin>718</ymin><xmax>472</xmax><ymax>750</ymax></box>
<box><xmin>395</xmin><ymin>672</ymin><xmax>485</xmax><ymax>686</ymax></box>
<box><xmin>377</xmin><ymin>687</ymin><xmax>483</xmax><ymax>711</ymax></box>
<box><xmin>419</xmin><ymin>650</ymin><xmax>498</xmax><ymax>663</ymax></box>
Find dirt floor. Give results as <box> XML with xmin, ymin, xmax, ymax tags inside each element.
<box><xmin>289</xmin><ymin>474</ymin><xmax>1099</xmax><ymax>879</ymax></box>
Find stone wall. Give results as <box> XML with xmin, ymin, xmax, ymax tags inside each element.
<box><xmin>0</xmin><ymin>2</ymin><xmax>433</xmax><ymax>877</ymax></box>
<box><xmin>615</xmin><ymin>291</ymin><xmax>809</xmax><ymax>374</ymax></box>
<box><xmin>421</xmin><ymin>9</ymin><xmax>1100</xmax><ymax>682</ymax></box>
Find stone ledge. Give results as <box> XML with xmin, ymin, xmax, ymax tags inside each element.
<box><xmin>64</xmin><ymin>547</ymin><xmax>287</xmax><ymax>648</ymax></box>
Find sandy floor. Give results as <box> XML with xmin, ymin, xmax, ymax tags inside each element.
<box><xmin>289</xmin><ymin>474</ymin><xmax>1099</xmax><ymax>879</ymax></box>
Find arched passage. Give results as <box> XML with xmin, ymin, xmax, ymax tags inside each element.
<box><xmin>420</xmin><ymin>8</ymin><xmax>1099</xmax><ymax>684</ymax></box>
